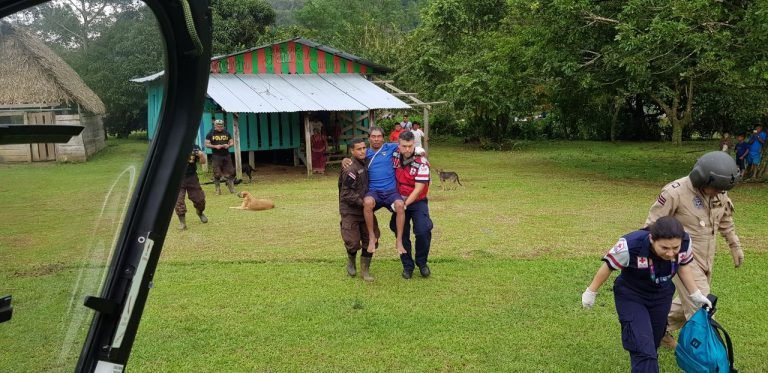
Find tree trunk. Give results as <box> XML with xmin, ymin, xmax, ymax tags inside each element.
<box><xmin>652</xmin><ymin>78</ymin><xmax>694</xmax><ymax>145</ymax></box>
<box><xmin>610</xmin><ymin>96</ymin><xmax>622</xmax><ymax>142</ymax></box>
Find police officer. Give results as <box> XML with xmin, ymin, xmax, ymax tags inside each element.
<box><xmin>582</xmin><ymin>216</ymin><xmax>711</xmax><ymax>373</ymax></box>
<box><xmin>175</xmin><ymin>144</ymin><xmax>208</xmax><ymax>230</ymax></box>
<box><xmin>205</xmin><ymin>118</ymin><xmax>236</xmax><ymax>195</ymax></box>
<box><xmin>391</xmin><ymin>130</ymin><xmax>434</xmax><ymax>279</ymax></box>
<box><xmin>645</xmin><ymin>151</ymin><xmax>742</xmax><ymax>348</ymax></box>
<box><xmin>339</xmin><ymin>138</ymin><xmax>379</xmax><ymax>282</ymax></box>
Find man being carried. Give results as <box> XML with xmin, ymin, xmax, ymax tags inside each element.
<box><xmin>364</xmin><ymin>127</ymin><xmax>407</xmax><ymax>255</ymax></box>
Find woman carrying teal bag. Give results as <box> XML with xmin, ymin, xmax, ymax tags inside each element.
<box><xmin>582</xmin><ymin>216</ymin><xmax>712</xmax><ymax>373</ymax></box>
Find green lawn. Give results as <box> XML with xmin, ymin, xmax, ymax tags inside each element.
<box><xmin>1</xmin><ymin>139</ymin><xmax>766</xmax><ymax>372</ymax></box>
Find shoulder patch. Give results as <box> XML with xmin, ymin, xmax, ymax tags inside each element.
<box><xmin>671</xmin><ymin>182</ymin><xmax>681</xmax><ymax>188</ymax></box>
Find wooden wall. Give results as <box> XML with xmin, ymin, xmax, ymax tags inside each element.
<box><xmin>0</xmin><ymin>144</ymin><xmax>32</xmax><ymax>162</ymax></box>
<box><xmin>54</xmin><ymin>113</ymin><xmax>105</xmax><ymax>162</ymax></box>
<box><xmin>0</xmin><ymin>112</ymin><xmax>106</xmax><ymax>163</ymax></box>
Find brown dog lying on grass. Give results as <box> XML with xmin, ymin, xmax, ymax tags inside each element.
<box><xmin>230</xmin><ymin>191</ymin><xmax>275</xmax><ymax>211</ymax></box>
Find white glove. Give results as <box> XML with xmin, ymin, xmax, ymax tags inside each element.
<box><xmin>415</xmin><ymin>146</ymin><xmax>426</xmax><ymax>156</ymax></box>
<box><xmin>690</xmin><ymin>290</ymin><xmax>712</xmax><ymax>309</ymax></box>
<box><xmin>582</xmin><ymin>288</ymin><xmax>597</xmax><ymax>308</ymax></box>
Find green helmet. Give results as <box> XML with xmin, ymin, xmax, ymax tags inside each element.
<box><xmin>689</xmin><ymin>151</ymin><xmax>740</xmax><ymax>191</ymax></box>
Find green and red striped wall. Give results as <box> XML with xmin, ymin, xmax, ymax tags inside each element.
<box><xmin>210</xmin><ymin>40</ymin><xmax>372</xmax><ymax>75</ymax></box>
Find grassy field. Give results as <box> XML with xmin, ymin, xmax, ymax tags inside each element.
<box><xmin>1</xmin><ymin>138</ymin><xmax>767</xmax><ymax>372</ymax></box>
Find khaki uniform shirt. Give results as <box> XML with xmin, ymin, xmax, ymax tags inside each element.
<box><xmin>645</xmin><ymin>176</ymin><xmax>741</xmax><ymax>272</ymax></box>
<box><xmin>338</xmin><ymin>158</ymin><xmax>368</xmax><ymax>217</ymax></box>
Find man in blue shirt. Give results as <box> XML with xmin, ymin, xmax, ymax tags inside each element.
<box><xmin>362</xmin><ymin>127</ymin><xmax>406</xmax><ymax>255</ymax></box>
<box><xmin>734</xmin><ymin>133</ymin><xmax>749</xmax><ymax>176</ymax></box>
<box><xmin>746</xmin><ymin>124</ymin><xmax>766</xmax><ymax>178</ymax></box>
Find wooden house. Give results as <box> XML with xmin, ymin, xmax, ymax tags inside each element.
<box><xmin>0</xmin><ymin>22</ymin><xmax>106</xmax><ymax>163</ymax></box>
<box><xmin>132</xmin><ymin>38</ymin><xmax>410</xmax><ymax>175</ymax></box>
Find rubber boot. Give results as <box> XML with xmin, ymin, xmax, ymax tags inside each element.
<box><xmin>346</xmin><ymin>252</ymin><xmax>357</xmax><ymax>277</ymax></box>
<box><xmin>360</xmin><ymin>256</ymin><xmax>374</xmax><ymax>282</ymax></box>
<box><xmin>197</xmin><ymin>210</ymin><xmax>208</xmax><ymax>224</ymax></box>
<box><xmin>226</xmin><ymin>178</ymin><xmax>236</xmax><ymax>194</ymax></box>
<box><xmin>214</xmin><ymin>180</ymin><xmax>221</xmax><ymax>195</ymax></box>
<box><xmin>178</xmin><ymin>215</ymin><xmax>187</xmax><ymax>230</ymax></box>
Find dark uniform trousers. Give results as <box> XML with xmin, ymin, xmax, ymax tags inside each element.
<box><xmin>614</xmin><ymin>278</ymin><xmax>674</xmax><ymax>373</ymax></box>
<box><xmin>390</xmin><ymin>198</ymin><xmax>433</xmax><ymax>271</ymax></box>
<box><xmin>211</xmin><ymin>153</ymin><xmax>235</xmax><ymax>181</ymax></box>
<box><xmin>175</xmin><ymin>174</ymin><xmax>206</xmax><ymax>216</ymax></box>
<box><xmin>341</xmin><ymin>215</ymin><xmax>379</xmax><ymax>258</ymax></box>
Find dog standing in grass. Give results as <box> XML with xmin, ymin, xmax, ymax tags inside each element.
<box><xmin>230</xmin><ymin>191</ymin><xmax>274</xmax><ymax>211</ymax></box>
<box><xmin>435</xmin><ymin>169</ymin><xmax>463</xmax><ymax>191</ymax></box>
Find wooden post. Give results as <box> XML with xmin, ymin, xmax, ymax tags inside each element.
<box><xmin>248</xmin><ymin>151</ymin><xmax>255</xmax><ymax>168</ymax></box>
<box><xmin>369</xmin><ymin>109</ymin><xmax>376</xmax><ymax>128</ymax></box>
<box><xmin>423</xmin><ymin>107</ymin><xmax>430</xmax><ymax>152</ymax></box>
<box><xmin>304</xmin><ymin>114</ymin><xmax>312</xmax><ymax>176</ymax></box>
<box><xmin>233</xmin><ymin>114</ymin><xmax>242</xmax><ymax>180</ymax></box>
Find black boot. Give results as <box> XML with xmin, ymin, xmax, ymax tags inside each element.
<box><xmin>226</xmin><ymin>179</ymin><xmax>236</xmax><ymax>194</ymax></box>
<box><xmin>214</xmin><ymin>180</ymin><xmax>221</xmax><ymax>195</ymax></box>
<box><xmin>178</xmin><ymin>215</ymin><xmax>187</xmax><ymax>230</ymax></box>
<box><xmin>197</xmin><ymin>210</ymin><xmax>208</xmax><ymax>224</ymax></box>
<box><xmin>360</xmin><ymin>256</ymin><xmax>374</xmax><ymax>282</ymax></box>
<box><xmin>346</xmin><ymin>252</ymin><xmax>357</xmax><ymax>277</ymax></box>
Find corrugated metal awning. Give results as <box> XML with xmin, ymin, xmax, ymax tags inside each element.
<box><xmin>207</xmin><ymin>74</ymin><xmax>410</xmax><ymax>113</ymax></box>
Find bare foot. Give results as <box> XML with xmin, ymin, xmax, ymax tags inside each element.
<box><xmin>396</xmin><ymin>242</ymin><xmax>406</xmax><ymax>255</ymax></box>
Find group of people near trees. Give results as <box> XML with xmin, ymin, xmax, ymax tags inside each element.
<box><xmin>720</xmin><ymin>123</ymin><xmax>766</xmax><ymax>179</ymax></box>
<box><xmin>583</xmin><ymin>150</ymin><xmax>743</xmax><ymax>372</ymax></box>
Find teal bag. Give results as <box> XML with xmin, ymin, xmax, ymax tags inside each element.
<box><xmin>675</xmin><ymin>294</ymin><xmax>736</xmax><ymax>373</ymax></box>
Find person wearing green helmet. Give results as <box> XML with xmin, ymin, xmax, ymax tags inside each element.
<box><xmin>645</xmin><ymin>151</ymin><xmax>743</xmax><ymax>349</ymax></box>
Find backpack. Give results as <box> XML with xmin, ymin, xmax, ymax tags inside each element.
<box><xmin>676</xmin><ymin>294</ymin><xmax>737</xmax><ymax>373</ymax></box>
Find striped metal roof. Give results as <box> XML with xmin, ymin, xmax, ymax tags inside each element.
<box><xmin>206</xmin><ymin>73</ymin><xmax>410</xmax><ymax>113</ymax></box>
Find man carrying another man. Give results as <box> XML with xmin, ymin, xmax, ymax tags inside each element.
<box><xmin>392</xmin><ymin>130</ymin><xmax>434</xmax><ymax>279</ymax></box>
<box><xmin>338</xmin><ymin>138</ymin><xmax>379</xmax><ymax>281</ymax></box>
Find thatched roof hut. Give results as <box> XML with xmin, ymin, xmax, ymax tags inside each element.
<box><xmin>0</xmin><ymin>21</ymin><xmax>106</xmax><ymax>163</ymax></box>
<box><xmin>0</xmin><ymin>21</ymin><xmax>105</xmax><ymax>114</ymax></box>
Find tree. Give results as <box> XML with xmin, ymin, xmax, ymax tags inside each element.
<box><xmin>69</xmin><ymin>6</ymin><xmax>164</xmax><ymax>137</ymax></box>
<box><xmin>211</xmin><ymin>0</ymin><xmax>276</xmax><ymax>54</ymax></box>
<box><xmin>10</xmin><ymin>0</ymin><xmax>142</xmax><ymax>52</ymax></box>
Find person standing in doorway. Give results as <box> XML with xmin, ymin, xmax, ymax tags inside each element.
<box><xmin>311</xmin><ymin>127</ymin><xmax>328</xmax><ymax>174</ymax></box>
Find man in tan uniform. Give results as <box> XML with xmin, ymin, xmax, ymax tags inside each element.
<box><xmin>645</xmin><ymin>151</ymin><xmax>743</xmax><ymax>348</ymax></box>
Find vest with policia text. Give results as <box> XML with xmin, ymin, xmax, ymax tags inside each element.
<box><xmin>206</xmin><ymin>129</ymin><xmax>232</xmax><ymax>156</ymax></box>
<box><xmin>603</xmin><ymin>230</ymin><xmax>693</xmax><ymax>295</ymax></box>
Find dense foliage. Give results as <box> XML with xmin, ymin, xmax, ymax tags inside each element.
<box><xmin>8</xmin><ymin>0</ymin><xmax>768</xmax><ymax>150</ymax></box>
